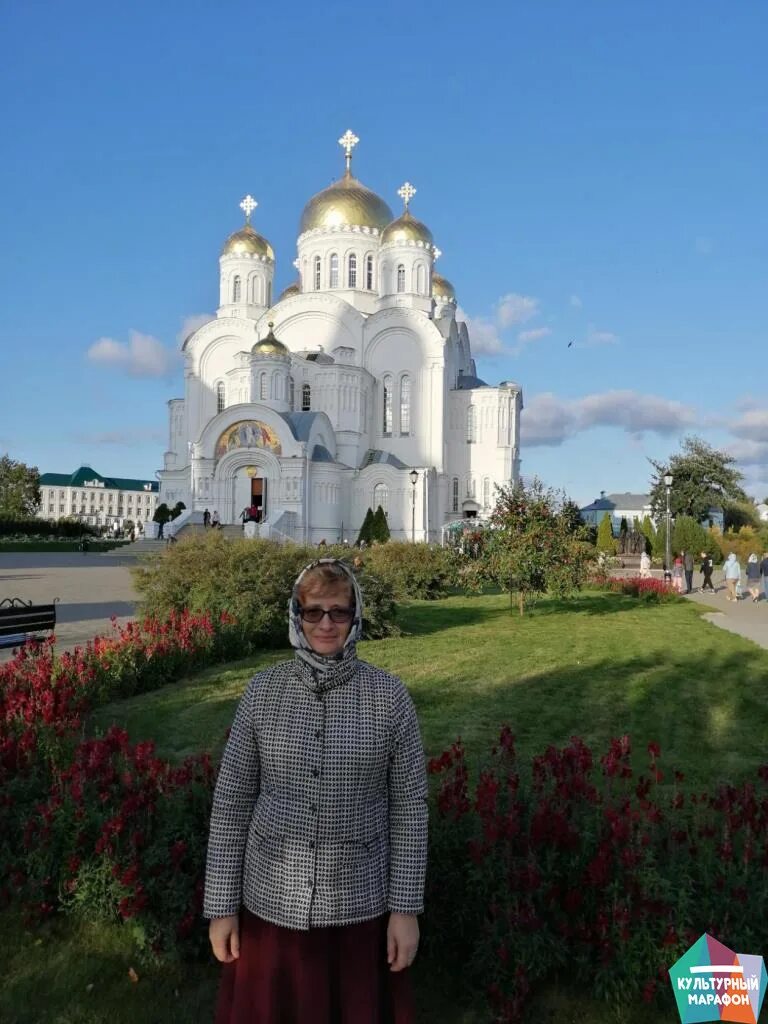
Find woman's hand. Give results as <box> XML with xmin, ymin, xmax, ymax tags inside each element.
<box><xmin>209</xmin><ymin>915</ymin><xmax>240</xmax><ymax>963</ymax></box>
<box><xmin>387</xmin><ymin>912</ymin><xmax>419</xmax><ymax>972</ymax></box>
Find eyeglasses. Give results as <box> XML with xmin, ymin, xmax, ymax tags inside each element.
<box><xmin>299</xmin><ymin>606</ymin><xmax>354</xmax><ymax>624</ymax></box>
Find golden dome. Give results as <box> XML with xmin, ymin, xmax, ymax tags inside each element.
<box><xmin>252</xmin><ymin>323</ymin><xmax>289</xmax><ymax>357</ymax></box>
<box><xmin>432</xmin><ymin>271</ymin><xmax>456</xmax><ymax>301</ymax></box>
<box><xmin>278</xmin><ymin>281</ymin><xmax>301</xmax><ymax>301</ymax></box>
<box><xmin>222</xmin><ymin>223</ymin><xmax>274</xmax><ymax>260</ymax></box>
<box><xmin>381</xmin><ymin>209</ymin><xmax>434</xmax><ymax>246</ymax></box>
<box><xmin>300</xmin><ymin>171</ymin><xmax>393</xmax><ymax>234</ymax></box>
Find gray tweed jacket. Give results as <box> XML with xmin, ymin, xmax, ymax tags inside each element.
<box><xmin>203</xmin><ymin>655</ymin><xmax>428</xmax><ymax>930</ymax></box>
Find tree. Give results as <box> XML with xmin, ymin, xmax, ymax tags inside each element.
<box><xmin>639</xmin><ymin>515</ymin><xmax>656</xmax><ymax>556</ymax></box>
<box><xmin>482</xmin><ymin>478</ymin><xmax>591</xmax><ymax>615</ymax></box>
<box><xmin>560</xmin><ymin>498</ymin><xmax>585</xmax><ymax>535</ymax></box>
<box><xmin>153</xmin><ymin>502</ymin><xmax>172</xmax><ymax>526</ymax></box>
<box><xmin>357</xmin><ymin>507</ymin><xmax>374</xmax><ymax>546</ymax></box>
<box><xmin>596</xmin><ymin>513</ymin><xmax>616</xmax><ymax>554</ymax></box>
<box><xmin>673</xmin><ymin>515</ymin><xmax>713</xmax><ymax>559</ymax></box>
<box><xmin>649</xmin><ymin>436</ymin><xmax>748</xmax><ymax>525</ymax></box>
<box><xmin>0</xmin><ymin>454</ymin><xmax>41</xmax><ymax>519</ymax></box>
<box><xmin>722</xmin><ymin>500</ymin><xmax>760</xmax><ymax>531</ymax></box>
<box><xmin>170</xmin><ymin>501</ymin><xmax>186</xmax><ymax>521</ymax></box>
<box><xmin>372</xmin><ymin>506</ymin><xmax>390</xmax><ymax>543</ymax></box>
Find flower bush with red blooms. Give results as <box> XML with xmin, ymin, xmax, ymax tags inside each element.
<box><xmin>424</xmin><ymin>730</ymin><xmax>768</xmax><ymax>1022</ymax></box>
<box><xmin>609</xmin><ymin>575</ymin><xmax>677</xmax><ymax>602</ymax></box>
<box><xmin>0</xmin><ymin>609</ymin><xmax>242</xmax><ymax>957</ymax></box>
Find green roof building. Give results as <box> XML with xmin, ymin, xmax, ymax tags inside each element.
<box><xmin>38</xmin><ymin>465</ymin><xmax>159</xmax><ymax>529</ymax></box>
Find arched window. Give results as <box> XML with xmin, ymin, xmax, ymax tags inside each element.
<box><xmin>348</xmin><ymin>253</ymin><xmax>357</xmax><ymax>288</ymax></box>
<box><xmin>467</xmin><ymin>405</ymin><xmax>477</xmax><ymax>444</ymax></box>
<box><xmin>267</xmin><ymin>281</ymin><xmax>272</xmax><ymax>305</ymax></box>
<box><xmin>416</xmin><ymin>263</ymin><xmax>426</xmax><ymax>294</ymax></box>
<box><xmin>288</xmin><ymin>375</ymin><xmax>295</xmax><ymax>411</ymax></box>
<box><xmin>232</xmin><ymin>275</ymin><xmax>241</xmax><ymax>302</ymax></box>
<box><xmin>314</xmin><ymin>256</ymin><xmax>321</xmax><ymax>290</ymax></box>
<box><xmin>452</xmin><ymin>477</ymin><xmax>459</xmax><ymax>513</ymax></box>
<box><xmin>271</xmin><ymin>371</ymin><xmax>280</xmax><ymax>401</ymax></box>
<box><xmin>366</xmin><ymin>255</ymin><xmax>374</xmax><ymax>290</ymax></box>
<box><xmin>216</xmin><ymin>381</ymin><xmax>226</xmax><ymax>413</ymax></box>
<box><xmin>483</xmin><ymin>477</ymin><xmax>491</xmax><ymax>509</ymax></box>
<box><xmin>396</xmin><ymin>264</ymin><xmax>405</xmax><ymax>293</ymax></box>
<box><xmin>382</xmin><ymin>376</ymin><xmax>393</xmax><ymax>435</ymax></box>
<box><xmin>373</xmin><ymin>483</ymin><xmax>389</xmax><ymax>516</ymax></box>
<box><xmin>329</xmin><ymin>253</ymin><xmax>339</xmax><ymax>288</ymax></box>
<box><xmin>259</xmin><ymin>372</ymin><xmax>267</xmax><ymax>401</ymax></box>
<box><xmin>399</xmin><ymin>375</ymin><xmax>411</xmax><ymax>435</ymax></box>
<box><xmin>302</xmin><ymin>383</ymin><xmax>311</xmax><ymax>412</ymax></box>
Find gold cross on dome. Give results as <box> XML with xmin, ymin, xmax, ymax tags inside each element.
<box><xmin>397</xmin><ymin>182</ymin><xmax>416</xmax><ymax>210</ymax></box>
<box><xmin>338</xmin><ymin>129</ymin><xmax>359</xmax><ymax>173</ymax></box>
<box><xmin>239</xmin><ymin>195</ymin><xmax>257</xmax><ymax>223</ymax></box>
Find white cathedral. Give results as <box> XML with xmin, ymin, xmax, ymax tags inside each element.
<box><xmin>158</xmin><ymin>131</ymin><xmax>522</xmax><ymax>543</ymax></box>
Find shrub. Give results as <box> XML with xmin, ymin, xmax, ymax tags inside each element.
<box><xmin>357</xmin><ymin>507</ymin><xmax>375</xmax><ymax>546</ymax></box>
<box><xmin>0</xmin><ymin>517</ymin><xmax>98</xmax><ymax>539</ymax></box>
<box><xmin>425</xmin><ymin>730</ymin><xmax>768</xmax><ymax>1022</ymax></box>
<box><xmin>132</xmin><ymin>535</ymin><xmax>398</xmax><ymax>646</ymax></box>
<box><xmin>371</xmin><ymin>505</ymin><xmax>391</xmax><ymax>543</ymax></box>
<box><xmin>361</xmin><ymin>543</ymin><xmax>459</xmax><ymax>600</ymax></box>
<box><xmin>717</xmin><ymin>525</ymin><xmax>768</xmax><ymax>566</ymax></box>
<box><xmin>596</xmin><ymin>513</ymin><xmax>616</xmax><ymax>554</ymax></box>
<box><xmin>608</xmin><ymin>575</ymin><xmax>678</xmax><ymax>602</ymax></box>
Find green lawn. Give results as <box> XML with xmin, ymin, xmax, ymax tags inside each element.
<box><xmin>7</xmin><ymin>591</ymin><xmax>763</xmax><ymax>1023</ymax></box>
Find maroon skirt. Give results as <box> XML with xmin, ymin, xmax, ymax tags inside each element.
<box><xmin>215</xmin><ymin>909</ymin><xmax>416</xmax><ymax>1024</ymax></box>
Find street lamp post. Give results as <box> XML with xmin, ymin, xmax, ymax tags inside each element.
<box><xmin>664</xmin><ymin>472</ymin><xmax>673</xmax><ymax>583</ymax></box>
<box><xmin>409</xmin><ymin>469</ymin><xmax>419</xmax><ymax>543</ymax></box>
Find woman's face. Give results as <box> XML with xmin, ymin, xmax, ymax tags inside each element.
<box><xmin>299</xmin><ymin>583</ymin><xmax>354</xmax><ymax>657</ymax></box>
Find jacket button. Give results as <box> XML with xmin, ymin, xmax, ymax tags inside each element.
<box><xmin>311</xmin><ymin>768</ymin><xmax>319</xmax><ymax>778</ymax></box>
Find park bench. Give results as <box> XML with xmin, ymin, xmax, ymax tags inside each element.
<box><xmin>0</xmin><ymin>597</ymin><xmax>57</xmax><ymax>650</ymax></box>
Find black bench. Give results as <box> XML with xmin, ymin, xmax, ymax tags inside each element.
<box><xmin>0</xmin><ymin>598</ymin><xmax>57</xmax><ymax>650</ymax></box>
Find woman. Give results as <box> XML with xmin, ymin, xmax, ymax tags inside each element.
<box><xmin>672</xmin><ymin>555</ymin><xmax>684</xmax><ymax>594</ymax></box>
<box><xmin>204</xmin><ymin>559</ymin><xmax>428</xmax><ymax>1023</ymax></box>
<box><xmin>746</xmin><ymin>553</ymin><xmax>761</xmax><ymax>602</ymax></box>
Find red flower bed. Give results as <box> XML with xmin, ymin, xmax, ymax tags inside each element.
<box><xmin>425</xmin><ymin>731</ymin><xmax>768</xmax><ymax>1021</ymax></box>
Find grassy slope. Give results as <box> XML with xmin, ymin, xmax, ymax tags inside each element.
<box><xmin>7</xmin><ymin>592</ymin><xmax>761</xmax><ymax>1023</ymax></box>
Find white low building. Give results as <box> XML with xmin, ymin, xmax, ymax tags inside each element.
<box><xmin>37</xmin><ymin>466</ymin><xmax>159</xmax><ymax>529</ymax></box>
<box><xmin>158</xmin><ymin>131</ymin><xmax>522</xmax><ymax>542</ymax></box>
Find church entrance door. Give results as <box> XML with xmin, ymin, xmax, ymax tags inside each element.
<box><xmin>250</xmin><ymin>477</ymin><xmax>266</xmax><ymax>523</ymax></box>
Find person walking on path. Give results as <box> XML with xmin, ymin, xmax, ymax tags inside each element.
<box><xmin>672</xmin><ymin>556</ymin><xmax>684</xmax><ymax>594</ymax></box>
<box><xmin>203</xmin><ymin>509</ymin><xmax>211</xmax><ymax>528</ymax></box>
<box><xmin>746</xmin><ymin>553</ymin><xmax>762</xmax><ymax>602</ymax></box>
<box><xmin>761</xmin><ymin>550</ymin><xmax>768</xmax><ymax>602</ymax></box>
<box><xmin>640</xmin><ymin>550</ymin><xmax>651</xmax><ymax>578</ymax></box>
<box><xmin>682</xmin><ymin>550</ymin><xmax>695</xmax><ymax>593</ymax></box>
<box><xmin>700</xmin><ymin>551</ymin><xmax>715</xmax><ymax>592</ymax></box>
<box><xmin>723</xmin><ymin>552</ymin><xmax>741</xmax><ymax>601</ymax></box>
<box><xmin>204</xmin><ymin>558</ymin><xmax>427</xmax><ymax>1024</ymax></box>
<box><xmin>211</xmin><ymin>511</ymin><xmax>221</xmax><ymax>529</ymax></box>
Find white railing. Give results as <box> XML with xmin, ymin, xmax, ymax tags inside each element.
<box><xmin>258</xmin><ymin>510</ymin><xmax>298</xmax><ymax>544</ymax></box>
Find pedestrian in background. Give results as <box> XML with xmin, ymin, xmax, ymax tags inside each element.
<box><xmin>700</xmin><ymin>551</ymin><xmax>715</xmax><ymax>592</ymax></box>
<box><xmin>746</xmin><ymin>553</ymin><xmax>761</xmax><ymax>602</ymax></box>
<box><xmin>761</xmin><ymin>550</ymin><xmax>768</xmax><ymax>602</ymax></box>
<box><xmin>723</xmin><ymin>552</ymin><xmax>741</xmax><ymax>601</ymax></box>
<box><xmin>682</xmin><ymin>549</ymin><xmax>694</xmax><ymax>594</ymax></box>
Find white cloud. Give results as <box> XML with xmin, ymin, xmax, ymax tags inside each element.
<box><xmin>457</xmin><ymin>307</ymin><xmax>506</xmax><ymax>355</ymax></box>
<box><xmin>569</xmin><ymin>294</ymin><xmax>582</xmax><ymax>308</ymax></box>
<box><xmin>522</xmin><ymin>390</ymin><xmax>697</xmax><ymax>447</ymax></box>
<box><xmin>585</xmin><ymin>327</ymin><xmax>619</xmax><ymax>346</ymax></box>
<box><xmin>87</xmin><ymin>330</ymin><xmax>180</xmax><ymax>379</ymax></box>
<box><xmin>496</xmin><ymin>293</ymin><xmax>539</xmax><ymax>328</ymax></box>
<box><xmin>517</xmin><ymin>327</ymin><xmax>551</xmax><ymax>345</ymax></box>
<box><xmin>730</xmin><ymin>409</ymin><xmax>768</xmax><ymax>443</ymax></box>
<box><xmin>177</xmin><ymin>313</ymin><xmax>214</xmax><ymax>345</ymax></box>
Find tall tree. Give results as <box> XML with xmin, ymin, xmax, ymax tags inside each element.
<box><xmin>0</xmin><ymin>455</ymin><xmax>41</xmax><ymax>518</ymax></box>
<box><xmin>596</xmin><ymin>513</ymin><xmax>615</xmax><ymax>554</ymax></box>
<box><xmin>357</xmin><ymin>507</ymin><xmax>374</xmax><ymax>546</ymax></box>
<box><xmin>561</xmin><ymin>497</ymin><xmax>585</xmax><ymax>534</ymax></box>
<box><xmin>372</xmin><ymin>506</ymin><xmax>390</xmax><ymax>543</ymax></box>
<box><xmin>649</xmin><ymin>436</ymin><xmax>748</xmax><ymax>525</ymax></box>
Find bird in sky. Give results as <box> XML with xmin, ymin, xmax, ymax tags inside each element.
<box><xmin>567</xmin><ymin>341</ymin><xmax>574</xmax><ymax>348</ymax></box>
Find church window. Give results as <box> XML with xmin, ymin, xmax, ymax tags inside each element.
<box><xmin>467</xmin><ymin>405</ymin><xmax>477</xmax><ymax>444</ymax></box>
<box><xmin>399</xmin><ymin>375</ymin><xmax>411</xmax><ymax>435</ymax></box>
<box><xmin>452</xmin><ymin>478</ymin><xmax>459</xmax><ymax>513</ymax></box>
<box><xmin>302</xmin><ymin>383</ymin><xmax>311</xmax><ymax>411</ymax></box>
<box><xmin>232</xmin><ymin>276</ymin><xmax>241</xmax><ymax>303</ymax></box>
<box><xmin>373</xmin><ymin>483</ymin><xmax>389</xmax><ymax>516</ymax></box>
<box><xmin>259</xmin><ymin>373</ymin><xmax>267</xmax><ymax>401</ymax></box>
<box><xmin>348</xmin><ymin>253</ymin><xmax>357</xmax><ymax>288</ymax></box>
<box><xmin>366</xmin><ymin>255</ymin><xmax>374</xmax><ymax>290</ymax></box>
<box><xmin>216</xmin><ymin>382</ymin><xmax>226</xmax><ymax>413</ymax></box>
<box><xmin>314</xmin><ymin>257</ymin><xmax>321</xmax><ymax>290</ymax></box>
<box><xmin>288</xmin><ymin>375</ymin><xmax>295</xmax><ymax>410</ymax></box>
<box><xmin>416</xmin><ymin>263</ymin><xmax>426</xmax><ymax>294</ymax></box>
<box><xmin>329</xmin><ymin>253</ymin><xmax>339</xmax><ymax>288</ymax></box>
<box><xmin>483</xmin><ymin>477</ymin><xmax>491</xmax><ymax>509</ymax></box>
<box><xmin>396</xmin><ymin>264</ymin><xmax>405</xmax><ymax>293</ymax></box>
<box><xmin>382</xmin><ymin>376</ymin><xmax>393</xmax><ymax>435</ymax></box>
<box><xmin>267</xmin><ymin>281</ymin><xmax>272</xmax><ymax>305</ymax></box>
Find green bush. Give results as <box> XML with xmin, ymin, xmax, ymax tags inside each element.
<box><xmin>132</xmin><ymin>535</ymin><xmax>399</xmax><ymax>646</ymax></box>
<box><xmin>596</xmin><ymin>513</ymin><xmax>616</xmax><ymax>554</ymax></box>
<box><xmin>0</xmin><ymin>517</ymin><xmax>98</xmax><ymax>539</ymax></box>
<box><xmin>361</xmin><ymin>543</ymin><xmax>459</xmax><ymax>600</ymax></box>
<box><xmin>356</xmin><ymin>507</ymin><xmax>375</xmax><ymax>546</ymax></box>
<box><xmin>371</xmin><ymin>506</ymin><xmax>391</xmax><ymax>543</ymax></box>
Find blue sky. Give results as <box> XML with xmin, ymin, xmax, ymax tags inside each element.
<box><xmin>1</xmin><ymin>1</ymin><xmax>766</xmax><ymax>505</ymax></box>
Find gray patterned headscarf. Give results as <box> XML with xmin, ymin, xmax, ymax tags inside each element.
<box><xmin>289</xmin><ymin>559</ymin><xmax>363</xmax><ymax>690</ymax></box>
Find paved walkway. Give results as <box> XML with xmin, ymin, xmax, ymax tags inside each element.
<box><xmin>0</xmin><ymin>544</ymin><xmax>150</xmax><ymax>658</ymax></box>
<box><xmin>683</xmin><ymin>572</ymin><xmax>768</xmax><ymax>652</ymax></box>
